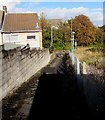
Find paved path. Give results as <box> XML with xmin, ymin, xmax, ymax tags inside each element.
<box><xmin>28</xmin><ymin>55</ymin><xmax>91</xmax><ymax>120</ymax></box>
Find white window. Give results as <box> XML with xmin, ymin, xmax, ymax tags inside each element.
<box><xmin>10</xmin><ymin>34</ymin><xmax>18</xmax><ymax>42</ymax></box>
<box><xmin>27</xmin><ymin>33</ymin><xmax>36</xmax><ymax>40</ymax></box>
<box><xmin>4</xmin><ymin>34</ymin><xmax>10</xmax><ymax>42</ymax></box>
<box><xmin>4</xmin><ymin>34</ymin><xmax>19</xmax><ymax>43</ymax></box>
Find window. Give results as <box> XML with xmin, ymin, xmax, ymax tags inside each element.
<box><xmin>3</xmin><ymin>34</ymin><xmax>19</xmax><ymax>43</ymax></box>
<box><xmin>10</xmin><ymin>35</ymin><xmax>18</xmax><ymax>42</ymax></box>
<box><xmin>27</xmin><ymin>33</ymin><xmax>37</xmax><ymax>40</ymax></box>
<box><xmin>4</xmin><ymin>34</ymin><xmax>10</xmax><ymax>42</ymax></box>
<box><xmin>27</xmin><ymin>35</ymin><xmax>36</xmax><ymax>40</ymax></box>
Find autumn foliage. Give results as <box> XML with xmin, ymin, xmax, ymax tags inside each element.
<box><xmin>72</xmin><ymin>15</ymin><xmax>96</xmax><ymax>46</ymax></box>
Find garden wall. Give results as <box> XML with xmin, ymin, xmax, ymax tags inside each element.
<box><xmin>0</xmin><ymin>45</ymin><xmax>50</xmax><ymax>101</ymax></box>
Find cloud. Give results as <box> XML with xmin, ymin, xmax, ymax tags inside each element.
<box><xmin>0</xmin><ymin>0</ymin><xmax>23</xmax><ymax>11</ymax></box>
<box><xmin>0</xmin><ymin>1</ymin><xmax>103</xmax><ymax>26</ymax></box>
<box><xmin>92</xmin><ymin>8</ymin><xmax>103</xmax><ymax>11</ymax></box>
<box><xmin>43</xmin><ymin>7</ymin><xmax>88</xmax><ymax>21</ymax></box>
<box><xmin>86</xmin><ymin>12</ymin><xmax>103</xmax><ymax>26</ymax></box>
<box><xmin>22</xmin><ymin>7</ymin><xmax>87</xmax><ymax>18</ymax></box>
<box><xmin>0</xmin><ymin>0</ymin><xmax>47</xmax><ymax>11</ymax></box>
<box><xmin>13</xmin><ymin>6</ymin><xmax>103</xmax><ymax>26</ymax></box>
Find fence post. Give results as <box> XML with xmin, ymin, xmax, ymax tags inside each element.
<box><xmin>74</xmin><ymin>56</ymin><xmax>77</xmax><ymax>72</ymax></box>
<box><xmin>69</xmin><ymin>51</ymin><xmax>81</xmax><ymax>75</ymax></box>
<box><xmin>83</xmin><ymin>62</ymin><xmax>87</xmax><ymax>74</ymax></box>
<box><xmin>77</xmin><ymin>58</ymin><xmax>80</xmax><ymax>74</ymax></box>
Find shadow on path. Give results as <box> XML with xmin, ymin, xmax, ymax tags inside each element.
<box><xmin>28</xmin><ymin>71</ymin><xmax>91</xmax><ymax>120</ymax></box>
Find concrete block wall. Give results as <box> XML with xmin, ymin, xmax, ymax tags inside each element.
<box><xmin>0</xmin><ymin>45</ymin><xmax>50</xmax><ymax>101</ymax></box>
<box><xmin>0</xmin><ymin>45</ymin><xmax>3</xmax><ymax>105</ymax></box>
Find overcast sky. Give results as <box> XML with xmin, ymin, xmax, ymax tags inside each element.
<box><xmin>0</xmin><ymin>0</ymin><xmax>104</xmax><ymax>26</ymax></box>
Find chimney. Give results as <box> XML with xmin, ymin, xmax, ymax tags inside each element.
<box><xmin>36</xmin><ymin>22</ymin><xmax>40</xmax><ymax>28</ymax></box>
<box><xmin>3</xmin><ymin>6</ymin><xmax>7</xmax><ymax>13</ymax></box>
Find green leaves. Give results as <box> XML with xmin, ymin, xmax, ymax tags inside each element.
<box><xmin>40</xmin><ymin>17</ymin><xmax>71</xmax><ymax>50</ymax></box>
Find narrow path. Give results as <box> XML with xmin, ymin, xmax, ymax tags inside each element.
<box><xmin>2</xmin><ymin>55</ymin><xmax>91</xmax><ymax>120</ymax></box>
<box><xmin>28</xmin><ymin>55</ymin><xmax>91</xmax><ymax>120</ymax></box>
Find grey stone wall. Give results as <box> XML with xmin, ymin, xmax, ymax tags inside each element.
<box><xmin>0</xmin><ymin>45</ymin><xmax>50</xmax><ymax>101</ymax></box>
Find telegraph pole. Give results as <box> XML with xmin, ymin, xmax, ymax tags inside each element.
<box><xmin>50</xmin><ymin>24</ymin><xmax>53</xmax><ymax>48</ymax></box>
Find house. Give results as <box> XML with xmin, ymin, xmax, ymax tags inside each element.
<box><xmin>0</xmin><ymin>6</ymin><xmax>42</xmax><ymax>49</ymax></box>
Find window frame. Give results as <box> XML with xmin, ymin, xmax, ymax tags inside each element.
<box><xmin>27</xmin><ymin>33</ymin><xmax>36</xmax><ymax>41</ymax></box>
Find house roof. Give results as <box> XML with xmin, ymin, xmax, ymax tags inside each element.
<box><xmin>3</xmin><ymin>13</ymin><xmax>41</xmax><ymax>32</ymax></box>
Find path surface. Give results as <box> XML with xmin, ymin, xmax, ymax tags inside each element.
<box><xmin>3</xmin><ymin>55</ymin><xmax>92</xmax><ymax>120</ymax></box>
<box><xmin>28</xmin><ymin>55</ymin><xmax>91</xmax><ymax>120</ymax></box>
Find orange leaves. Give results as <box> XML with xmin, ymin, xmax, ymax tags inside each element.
<box><xmin>72</xmin><ymin>15</ymin><xmax>96</xmax><ymax>46</ymax></box>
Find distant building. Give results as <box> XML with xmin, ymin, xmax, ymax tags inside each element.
<box><xmin>47</xmin><ymin>19</ymin><xmax>62</xmax><ymax>29</ymax></box>
<box><xmin>0</xmin><ymin>6</ymin><xmax>42</xmax><ymax>49</ymax></box>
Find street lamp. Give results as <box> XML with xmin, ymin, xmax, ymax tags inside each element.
<box><xmin>71</xmin><ymin>31</ymin><xmax>75</xmax><ymax>52</ymax></box>
<box><xmin>50</xmin><ymin>25</ymin><xmax>56</xmax><ymax>48</ymax></box>
<box><xmin>70</xmin><ymin>17</ymin><xmax>75</xmax><ymax>52</ymax></box>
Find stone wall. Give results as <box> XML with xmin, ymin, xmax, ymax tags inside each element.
<box><xmin>0</xmin><ymin>45</ymin><xmax>50</xmax><ymax>101</ymax></box>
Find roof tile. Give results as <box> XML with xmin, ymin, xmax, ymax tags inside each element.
<box><xmin>3</xmin><ymin>13</ymin><xmax>41</xmax><ymax>31</ymax></box>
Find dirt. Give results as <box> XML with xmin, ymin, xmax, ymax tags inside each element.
<box><xmin>87</xmin><ymin>65</ymin><xmax>105</xmax><ymax>82</ymax></box>
<box><xmin>2</xmin><ymin>66</ymin><xmax>47</xmax><ymax>120</ymax></box>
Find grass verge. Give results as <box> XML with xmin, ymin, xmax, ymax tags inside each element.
<box><xmin>74</xmin><ymin>46</ymin><xmax>105</xmax><ymax>69</ymax></box>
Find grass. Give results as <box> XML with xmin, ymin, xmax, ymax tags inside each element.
<box><xmin>74</xmin><ymin>45</ymin><xmax>105</xmax><ymax>69</ymax></box>
<box><xmin>52</xmin><ymin>42</ymin><xmax>72</xmax><ymax>50</ymax></box>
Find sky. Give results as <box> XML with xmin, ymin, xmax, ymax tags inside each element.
<box><xmin>0</xmin><ymin>0</ymin><xmax>104</xmax><ymax>26</ymax></box>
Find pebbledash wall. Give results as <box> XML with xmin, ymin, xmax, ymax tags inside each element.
<box><xmin>0</xmin><ymin>45</ymin><xmax>51</xmax><ymax>101</ymax></box>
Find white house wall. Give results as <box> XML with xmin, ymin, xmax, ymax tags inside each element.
<box><xmin>0</xmin><ymin>32</ymin><xmax>2</xmax><ymax>45</ymax></box>
<box><xmin>3</xmin><ymin>32</ymin><xmax>42</xmax><ymax>48</ymax></box>
<box><xmin>39</xmin><ymin>31</ymin><xmax>42</xmax><ymax>49</ymax></box>
<box><xmin>24</xmin><ymin>32</ymin><xmax>40</xmax><ymax>48</ymax></box>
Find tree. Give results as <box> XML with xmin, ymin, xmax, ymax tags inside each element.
<box><xmin>40</xmin><ymin>13</ymin><xmax>71</xmax><ymax>50</ymax></box>
<box><xmin>40</xmin><ymin>12</ymin><xmax>47</xmax><ymax>34</ymax></box>
<box><xmin>40</xmin><ymin>13</ymin><xmax>51</xmax><ymax>48</ymax></box>
<box><xmin>51</xmin><ymin>21</ymin><xmax>71</xmax><ymax>50</ymax></box>
<box><xmin>99</xmin><ymin>25</ymin><xmax>105</xmax><ymax>43</ymax></box>
<box><xmin>99</xmin><ymin>25</ymin><xmax>105</xmax><ymax>52</ymax></box>
<box><xmin>72</xmin><ymin>15</ymin><xmax>96</xmax><ymax>46</ymax></box>
<box><xmin>95</xmin><ymin>28</ymin><xmax>103</xmax><ymax>43</ymax></box>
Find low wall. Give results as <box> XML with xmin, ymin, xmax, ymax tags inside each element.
<box><xmin>69</xmin><ymin>51</ymin><xmax>105</xmax><ymax>119</ymax></box>
<box><xmin>0</xmin><ymin>45</ymin><xmax>50</xmax><ymax>101</ymax></box>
